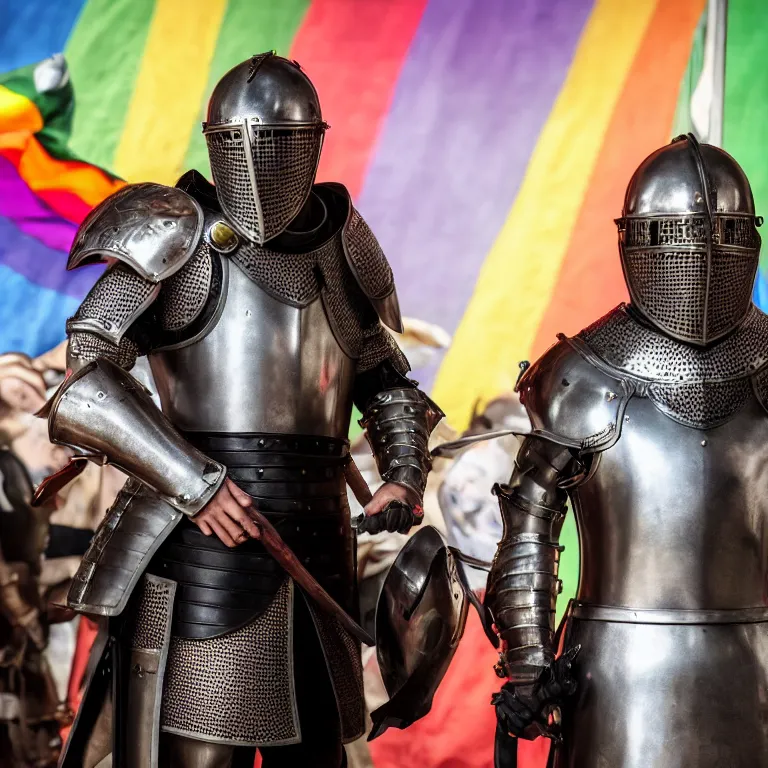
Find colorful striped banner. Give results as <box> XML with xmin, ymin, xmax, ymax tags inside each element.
<box><xmin>1</xmin><ymin>0</ymin><xmax>763</xmax><ymax>406</ymax></box>
<box><xmin>432</xmin><ymin>0</ymin><xmax>664</xmax><ymax>425</ymax></box>
<box><xmin>4</xmin><ymin>3</ymin><xmax>768</xmax><ymax>766</ymax></box>
<box><xmin>9</xmin><ymin>0</ymin><xmax>768</xmax><ymax>423</ymax></box>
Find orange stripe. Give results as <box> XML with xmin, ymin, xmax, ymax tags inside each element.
<box><xmin>530</xmin><ymin>0</ymin><xmax>706</xmax><ymax>358</ymax></box>
<box><xmin>0</xmin><ymin>132</ymin><xmax>123</xmax><ymax>208</ymax></box>
<box><xmin>0</xmin><ymin>85</ymin><xmax>44</xmax><ymax>134</ymax></box>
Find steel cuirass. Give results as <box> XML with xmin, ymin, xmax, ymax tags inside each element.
<box><xmin>149</xmin><ymin>255</ymin><xmax>356</xmax><ymax>436</ymax></box>
<box><xmin>486</xmin><ymin>138</ymin><xmax>768</xmax><ymax>768</ymax></box>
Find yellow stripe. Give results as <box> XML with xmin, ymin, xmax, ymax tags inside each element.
<box><xmin>0</xmin><ymin>86</ymin><xmax>43</xmax><ymax>134</ymax></box>
<box><xmin>431</xmin><ymin>0</ymin><xmax>658</xmax><ymax>429</ymax></box>
<box><xmin>113</xmin><ymin>0</ymin><xmax>228</xmax><ymax>185</ymax></box>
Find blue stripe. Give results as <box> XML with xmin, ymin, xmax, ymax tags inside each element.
<box><xmin>0</xmin><ymin>264</ymin><xmax>79</xmax><ymax>356</ymax></box>
<box><xmin>0</xmin><ymin>0</ymin><xmax>87</xmax><ymax>71</ymax></box>
<box><xmin>0</xmin><ymin>214</ymin><xmax>99</xmax><ymax>297</ymax></box>
<box><xmin>754</xmin><ymin>273</ymin><xmax>768</xmax><ymax>313</ymax></box>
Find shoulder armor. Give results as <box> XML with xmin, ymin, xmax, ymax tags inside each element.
<box><xmin>323</xmin><ymin>182</ymin><xmax>403</xmax><ymax>333</ymax></box>
<box><xmin>518</xmin><ymin>336</ymin><xmax>634</xmax><ymax>453</ymax></box>
<box><xmin>68</xmin><ymin>182</ymin><xmax>204</xmax><ymax>282</ymax></box>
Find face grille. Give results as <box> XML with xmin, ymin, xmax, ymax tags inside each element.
<box><xmin>707</xmin><ymin>249</ymin><xmax>758</xmax><ymax>339</ymax></box>
<box><xmin>620</xmin><ymin>213</ymin><xmax>760</xmax><ymax>344</ymax></box>
<box><xmin>251</xmin><ymin>127</ymin><xmax>323</xmax><ymax>241</ymax></box>
<box><xmin>206</xmin><ymin>125</ymin><xmax>323</xmax><ymax>243</ymax></box>
<box><xmin>206</xmin><ymin>128</ymin><xmax>260</xmax><ymax>239</ymax></box>
<box><xmin>624</xmin><ymin>249</ymin><xmax>708</xmax><ymax>343</ymax></box>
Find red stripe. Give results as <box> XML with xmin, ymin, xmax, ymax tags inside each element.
<box><xmin>530</xmin><ymin>0</ymin><xmax>706</xmax><ymax>358</ymax></box>
<box><xmin>288</xmin><ymin>0</ymin><xmax>428</xmax><ymax>199</ymax></box>
<box><xmin>35</xmin><ymin>188</ymin><xmax>95</xmax><ymax>224</ymax></box>
<box><xmin>0</xmin><ymin>132</ymin><xmax>123</xmax><ymax>225</ymax></box>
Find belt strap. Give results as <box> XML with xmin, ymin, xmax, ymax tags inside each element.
<box><xmin>572</xmin><ymin>602</ymin><xmax>768</xmax><ymax>625</ymax></box>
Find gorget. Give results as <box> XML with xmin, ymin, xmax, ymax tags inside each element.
<box><xmin>577</xmin><ymin>303</ymin><xmax>768</xmax><ymax>429</ymax></box>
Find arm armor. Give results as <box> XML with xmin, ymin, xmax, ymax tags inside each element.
<box><xmin>46</xmin><ymin>359</ymin><xmax>224</xmax><ymax>515</ymax></box>
<box><xmin>360</xmin><ymin>386</ymin><xmax>444</xmax><ymax>501</ymax></box>
<box><xmin>485</xmin><ymin>436</ymin><xmax>575</xmax><ymax>685</ymax></box>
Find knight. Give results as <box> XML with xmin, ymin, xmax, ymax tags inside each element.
<box><xmin>486</xmin><ymin>134</ymin><xmax>768</xmax><ymax>766</ymax></box>
<box><xmin>48</xmin><ymin>53</ymin><xmax>442</xmax><ymax>768</ymax></box>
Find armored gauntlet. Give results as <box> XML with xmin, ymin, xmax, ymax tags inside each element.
<box><xmin>360</xmin><ymin>388</ymin><xmax>443</xmax><ymax>501</ymax></box>
<box><xmin>485</xmin><ymin>437</ymin><xmax>573</xmax><ymax>685</ymax></box>
<box><xmin>46</xmin><ymin>359</ymin><xmax>224</xmax><ymax>515</ymax></box>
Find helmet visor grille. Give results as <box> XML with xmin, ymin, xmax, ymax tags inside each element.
<box><xmin>624</xmin><ymin>249</ymin><xmax>708</xmax><ymax>343</ymax></box>
<box><xmin>622</xmin><ymin>215</ymin><xmax>759</xmax><ymax>344</ymax></box>
<box><xmin>251</xmin><ymin>127</ymin><xmax>323</xmax><ymax>242</ymax></box>
<box><xmin>206</xmin><ymin>126</ymin><xmax>323</xmax><ymax>243</ymax></box>
<box><xmin>206</xmin><ymin>128</ymin><xmax>261</xmax><ymax>240</ymax></box>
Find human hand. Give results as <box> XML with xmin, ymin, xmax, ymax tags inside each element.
<box><xmin>357</xmin><ymin>483</ymin><xmax>423</xmax><ymax>535</ymax></box>
<box><xmin>191</xmin><ymin>477</ymin><xmax>261</xmax><ymax>547</ymax></box>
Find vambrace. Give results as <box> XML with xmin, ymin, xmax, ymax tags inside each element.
<box><xmin>485</xmin><ymin>437</ymin><xmax>575</xmax><ymax>685</ymax></box>
<box><xmin>45</xmin><ymin>358</ymin><xmax>224</xmax><ymax>515</ymax></box>
<box><xmin>360</xmin><ymin>387</ymin><xmax>444</xmax><ymax>500</ymax></box>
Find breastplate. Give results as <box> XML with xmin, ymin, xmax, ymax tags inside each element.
<box><xmin>149</xmin><ymin>258</ymin><xmax>356</xmax><ymax>436</ymax></box>
<box><xmin>574</xmin><ymin>393</ymin><xmax>768</xmax><ymax>611</ymax></box>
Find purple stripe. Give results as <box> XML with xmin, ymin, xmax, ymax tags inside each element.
<box><xmin>0</xmin><ymin>215</ymin><xmax>102</xmax><ymax>298</ymax></box>
<box><xmin>0</xmin><ymin>156</ymin><xmax>78</xmax><ymax>252</ymax></box>
<box><xmin>357</xmin><ymin>0</ymin><xmax>593</xmax><ymax>387</ymax></box>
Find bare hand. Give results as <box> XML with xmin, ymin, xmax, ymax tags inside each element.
<box><xmin>191</xmin><ymin>477</ymin><xmax>260</xmax><ymax>547</ymax></box>
<box><xmin>363</xmin><ymin>482</ymin><xmax>418</xmax><ymax>517</ymax></box>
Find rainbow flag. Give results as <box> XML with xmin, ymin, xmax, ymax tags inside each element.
<box><xmin>1</xmin><ymin>3</ymin><xmax>768</xmax><ymax>765</ymax></box>
<box><xmin>0</xmin><ymin>54</ymin><xmax>123</xmax><ymax>356</ymax></box>
<box><xmin>4</xmin><ymin>0</ymin><xmax>768</xmax><ymax>426</ymax></box>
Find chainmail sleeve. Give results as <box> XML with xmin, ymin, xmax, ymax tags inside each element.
<box><xmin>485</xmin><ymin>436</ymin><xmax>577</xmax><ymax>685</ymax></box>
<box><xmin>357</xmin><ymin>322</ymin><xmax>409</xmax><ymax>375</ymax></box>
<box><xmin>67</xmin><ymin>332</ymin><xmax>142</xmax><ymax>373</ymax></box>
<box><xmin>66</xmin><ymin>262</ymin><xmax>160</xmax><ymax>373</ymax></box>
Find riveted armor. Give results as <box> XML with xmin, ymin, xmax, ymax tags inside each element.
<box><xmin>68</xmin><ymin>183</ymin><xmax>203</xmax><ymax>280</ymax></box>
<box><xmin>487</xmin><ymin>138</ymin><xmax>768</xmax><ymax>768</ymax></box>
<box><xmin>55</xmin><ymin>96</ymin><xmax>438</xmax><ymax>764</ymax></box>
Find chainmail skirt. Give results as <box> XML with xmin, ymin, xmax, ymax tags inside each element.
<box><xmin>159</xmin><ymin>579</ymin><xmax>301</xmax><ymax>746</ymax></box>
<box><xmin>155</xmin><ymin>578</ymin><xmax>364</xmax><ymax>746</ymax></box>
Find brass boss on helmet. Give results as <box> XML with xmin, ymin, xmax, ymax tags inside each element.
<box><xmin>616</xmin><ymin>133</ymin><xmax>762</xmax><ymax>346</ymax></box>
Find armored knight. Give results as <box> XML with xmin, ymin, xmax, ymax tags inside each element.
<box><xmin>47</xmin><ymin>53</ymin><xmax>441</xmax><ymax>768</ymax></box>
<box><xmin>486</xmin><ymin>134</ymin><xmax>768</xmax><ymax>767</ymax></box>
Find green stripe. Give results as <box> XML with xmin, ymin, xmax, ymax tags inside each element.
<box><xmin>670</xmin><ymin>9</ymin><xmax>706</xmax><ymax>138</ymax></box>
<box><xmin>558</xmin><ymin>513</ymin><xmax>578</xmax><ymax>624</ymax></box>
<box><xmin>724</xmin><ymin>0</ymin><xmax>768</xmax><ymax>266</ymax></box>
<box><xmin>183</xmin><ymin>0</ymin><xmax>312</xmax><ymax>176</ymax></box>
<box><xmin>0</xmin><ymin>60</ymin><xmax>76</xmax><ymax>161</ymax></box>
<box><xmin>64</xmin><ymin>0</ymin><xmax>156</xmax><ymax>173</ymax></box>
